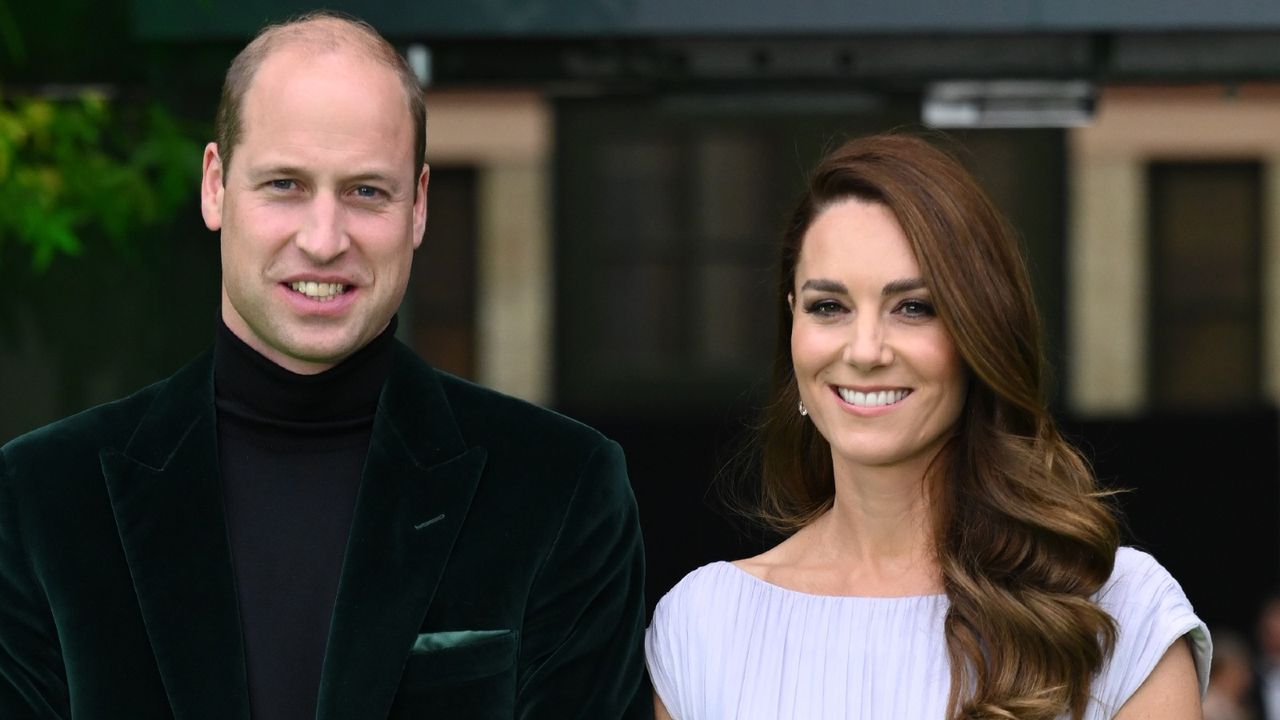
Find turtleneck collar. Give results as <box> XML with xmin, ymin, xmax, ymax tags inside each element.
<box><xmin>214</xmin><ymin>316</ymin><xmax>398</xmax><ymax>430</ymax></box>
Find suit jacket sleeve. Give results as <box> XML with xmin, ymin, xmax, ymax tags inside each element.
<box><xmin>0</xmin><ymin>447</ymin><xmax>70</xmax><ymax>718</ymax></box>
<box><xmin>514</xmin><ymin>439</ymin><xmax>651</xmax><ymax>719</ymax></box>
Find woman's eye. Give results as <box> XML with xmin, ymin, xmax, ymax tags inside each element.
<box><xmin>804</xmin><ymin>299</ymin><xmax>845</xmax><ymax>316</ymax></box>
<box><xmin>897</xmin><ymin>299</ymin><xmax>936</xmax><ymax>318</ymax></box>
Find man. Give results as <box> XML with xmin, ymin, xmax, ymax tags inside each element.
<box><xmin>0</xmin><ymin>11</ymin><xmax>649</xmax><ymax>719</ymax></box>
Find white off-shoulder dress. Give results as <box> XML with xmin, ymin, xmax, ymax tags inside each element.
<box><xmin>646</xmin><ymin>547</ymin><xmax>1211</xmax><ymax>720</ymax></box>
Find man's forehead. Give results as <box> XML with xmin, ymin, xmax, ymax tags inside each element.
<box><xmin>232</xmin><ymin>46</ymin><xmax>416</xmax><ymax>173</ymax></box>
<box><xmin>241</xmin><ymin>46</ymin><xmax>407</xmax><ymax>129</ymax></box>
<box><xmin>248</xmin><ymin>42</ymin><xmax>390</xmax><ymax>96</ymax></box>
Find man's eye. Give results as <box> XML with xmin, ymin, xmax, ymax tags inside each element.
<box><xmin>354</xmin><ymin>185</ymin><xmax>382</xmax><ymax>199</ymax></box>
<box><xmin>270</xmin><ymin>179</ymin><xmax>295</xmax><ymax>191</ymax></box>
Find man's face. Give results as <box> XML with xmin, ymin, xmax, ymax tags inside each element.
<box><xmin>201</xmin><ymin>45</ymin><xmax>428</xmax><ymax>374</ymax></box>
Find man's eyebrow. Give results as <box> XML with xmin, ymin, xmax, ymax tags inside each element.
<box><xmin>247</xmin><ymin>164</ymin><xmax>307</xmax><ymax>181</ymax></box>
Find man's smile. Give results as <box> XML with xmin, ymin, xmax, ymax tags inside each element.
<box><xmin>287</xmin><ymin>281</ymin><xmax>348</xmax><ymax>300</ymax></box>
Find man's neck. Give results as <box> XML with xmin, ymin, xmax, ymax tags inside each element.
<box><xmin>212</xmin><ymin>315</ymin><xmax>397</xmax><ymax>425</ymax></box>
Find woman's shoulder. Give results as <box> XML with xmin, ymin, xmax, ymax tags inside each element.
<box><xmin>646</xmin><ymin>561</ymin><xmax>753</xmax><ymax>707</ymax></box>
<box><xmin>652</xmin><ymin>561</ymin><xmax>749</xmax><ymax>619</ymax></box>
<box><xmin>1090</xmin><ymin>546</ymin><xmax>1212</xmax><ymax>711</ymax></box>
<box><xmin>1096</xmin><ymin>546</ymin><xmax>1197</xmax><ymax>614</ymax></box>
<box><xmin>647</xmin><ymin>559</ymin><xmax>795</xmax><ymax>658</ymax></box>
<box><xmin>1096</xmin><ymin>546</ymin><xmax>1210</xmax><ymax>661</ymax></box>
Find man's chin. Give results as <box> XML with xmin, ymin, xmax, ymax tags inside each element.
<box><xmin>268</xmin><ymin>336</ymin><xmax>364</xmax><ymax>375</ymax></box>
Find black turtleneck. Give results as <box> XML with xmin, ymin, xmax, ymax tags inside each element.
<box><xmin>214</xmin><ymin>318</ymin><xmax>396</xmax><ymax>720</ymax></box>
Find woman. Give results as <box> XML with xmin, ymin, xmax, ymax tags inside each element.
<box><xmin>645</xmin><ymin>134</ymin><xmax>1210</xmax><ymax>719</ymax></box>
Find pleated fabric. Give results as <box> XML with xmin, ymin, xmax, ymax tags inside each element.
<box><xmin>646</xmin><ymin>547</ymin><xmax>1210</xmax><ymax>720</ymax></box>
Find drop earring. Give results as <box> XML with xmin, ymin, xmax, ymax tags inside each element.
<box><xmin>798</xmin><ymin>400</ymin><xmax>808</xmax><ymax>416</ymax></box>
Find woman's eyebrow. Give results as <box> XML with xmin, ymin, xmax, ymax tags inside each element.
<box><xmin>799</xmin><ymin>278</ymin><xmax>847</xmax><ymax>294</ymax></box>
<box><xmin>883</xmin><ymin>277</ymin><xmax>926</xmax><ymax>296</ymax></box>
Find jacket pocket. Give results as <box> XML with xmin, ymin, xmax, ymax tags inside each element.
<box><xmin>389</xmin><ymin>628</ymin><xmax>518</xmax><ymax>718</ymax></box>
<box><xmin>402</xmin><ymin>628</ymin><xmax>517</xmax><ymax>685</ymax></box>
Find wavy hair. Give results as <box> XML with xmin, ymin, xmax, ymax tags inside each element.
<box><xmin>756</xmin><ymin>133</ymin><xmax>1120</xmax><ymax>720</ymax></box>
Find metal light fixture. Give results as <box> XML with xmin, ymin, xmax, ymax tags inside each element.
<box><xmin>407</xmin><ymin>44</ymin><xmax>432</xmax><ymax>87</ymax></box>
<box><xmin>922</xmin><ymin>80</ymin><xmax>1096</xmax><ymax>128</ymax></box>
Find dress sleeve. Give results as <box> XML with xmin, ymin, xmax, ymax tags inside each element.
<box><xmin>646</xmin><ymin>573</ymin><xmax>695</xmax><ymax>720</ymax></box>
<box><xmin>1091</xmin><ymin>548</ymin><xmax>1212</xmax><ymax>714</ymax></box>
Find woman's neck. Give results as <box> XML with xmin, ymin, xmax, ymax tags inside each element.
<box><xmin>823</xmin><ymin>481</ymin><xmax>936</xmax><ymax>587</ymax></box>
<box><xmin>739</xmin><ymin>462</ymin><xmax>943</xmax><ymax>597</ymax></box>
<box><xmin>797</xmin><ymin>455</ymin><xmax>942</xmax><ymax>595</ymax></box>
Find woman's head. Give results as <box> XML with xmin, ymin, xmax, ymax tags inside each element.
<box><xmin>759</xmin><ymin>132</ymin><xmax>1119</xmax><ymax>720</ymax></box>
<box><xmin>760</xmin><ymin>132</ymin><xmax>1046</xmax><ymax>530</ymax></box>
<box><xmin>788</xmin><ymin>198</ymin><xmax>969</xmax><ymax>483</ymax></box>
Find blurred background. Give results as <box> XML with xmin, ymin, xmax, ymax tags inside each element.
<box><xmin>2</xmin><ymin>0</ymin><xmax>1278</xmax><ymax>705</ymax></box>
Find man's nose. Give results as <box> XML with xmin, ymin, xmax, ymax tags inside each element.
<box><xmin>842</xmin><ymin>314</ymin><xmax>892</xmax><ymax>370</ymax></box>
<box><xmin>295</xmin><ymin>192</ymin><xmax>349</xmax><ymax>263</ymax></box>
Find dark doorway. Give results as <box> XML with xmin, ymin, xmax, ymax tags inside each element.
<box><xmin>409</xmin><ymin>166</ymin><xmax>479</xmax><ymax>379</ymax></box>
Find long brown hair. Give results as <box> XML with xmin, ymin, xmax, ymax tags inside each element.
<box><xmin>757</xmin><ymin>133</ymin><xmax>1119</xmax><ymax>720</ymax></box>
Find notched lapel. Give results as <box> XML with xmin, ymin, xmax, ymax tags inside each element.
<box><xmin>317</xmin><ymin>346</ymin><xmax>488</xmax><ymax>720</ymax></box>
<box><xmin>100</xmin><ymin>354</ymin><xmax>249</xmax><ymax>720</ymax></box>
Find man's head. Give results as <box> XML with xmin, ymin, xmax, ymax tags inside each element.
<box><xmin>200</xmin><ymin>12</ymin><xmax>429</xmax><ymax>374</ymax></box>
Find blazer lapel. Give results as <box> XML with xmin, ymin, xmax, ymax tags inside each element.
<box><xmin>99</xmin><ymin>352</ymin><xmax>250</xmax><ymax>720</ymax></box>
<box><xmin>316</xmin><ymin>344</ymin><xmax>487</xmax><ymax>720</ymax></box>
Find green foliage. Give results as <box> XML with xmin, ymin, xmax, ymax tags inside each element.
<box><xmin>0</xmin><ymin>88</ymin><xmax>203</xmax><ymax>271</ymax></box>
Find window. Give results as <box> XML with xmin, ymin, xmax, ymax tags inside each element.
<box><xmin>1147</xmin><ymin>161</ymin><xmax>1262</xmax><ymax>410</ymax></box>
<box><xmin>406</xmin><ymin>166</ymin><xmax>478</xmax><ymax>379</ymax></box>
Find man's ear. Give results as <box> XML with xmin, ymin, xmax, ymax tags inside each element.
<box><xmin>412</xmin><ymin>162</ymin><xmax>429</xmax><ymax>249</ymax></box>
<box><xmin>200</xmin><ymin>142</ymin><xmax>224</xmax><ymax>232</ymax></box>
<box><xmin>787</xmin><ymin>292</ymin><xmax>796</xmax><ymax>314</ymax></box>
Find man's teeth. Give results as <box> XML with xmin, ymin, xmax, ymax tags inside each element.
<box><xmin>836</xmin><ymin>388</ymin><xmax>910</xmax><ymax>408</ymax></box>
<box><xmin>290</xmin><ymin>281</ymin><xmax>346</xmax><ymax>300</ymax></box>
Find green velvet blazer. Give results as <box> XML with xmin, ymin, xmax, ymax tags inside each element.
<box><xmin>0</xmin><ymin>343</ymin><xmax>650</xmax><ymax>719</ymax></box>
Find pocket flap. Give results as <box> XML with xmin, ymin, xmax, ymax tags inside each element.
<box><xmin>403</xmin><ymin>628</ymin><xmax>517</xmax><ymax>686</ymax></box>
<box><xmin>412</xmin><ymin>629</ymin><xmax>512</xmax><ymax>653</ymax></box>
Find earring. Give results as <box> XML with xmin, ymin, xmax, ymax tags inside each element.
<box><xmin>798</xmin><ymin>400</ymin><xmax>808</xmax><ymax>416</ymax></box>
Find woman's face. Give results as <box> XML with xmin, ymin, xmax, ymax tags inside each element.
<box><xmin>790</xmin><ymin>198</ymin><xmax>967</xmax><ymax>477</ymax></box>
